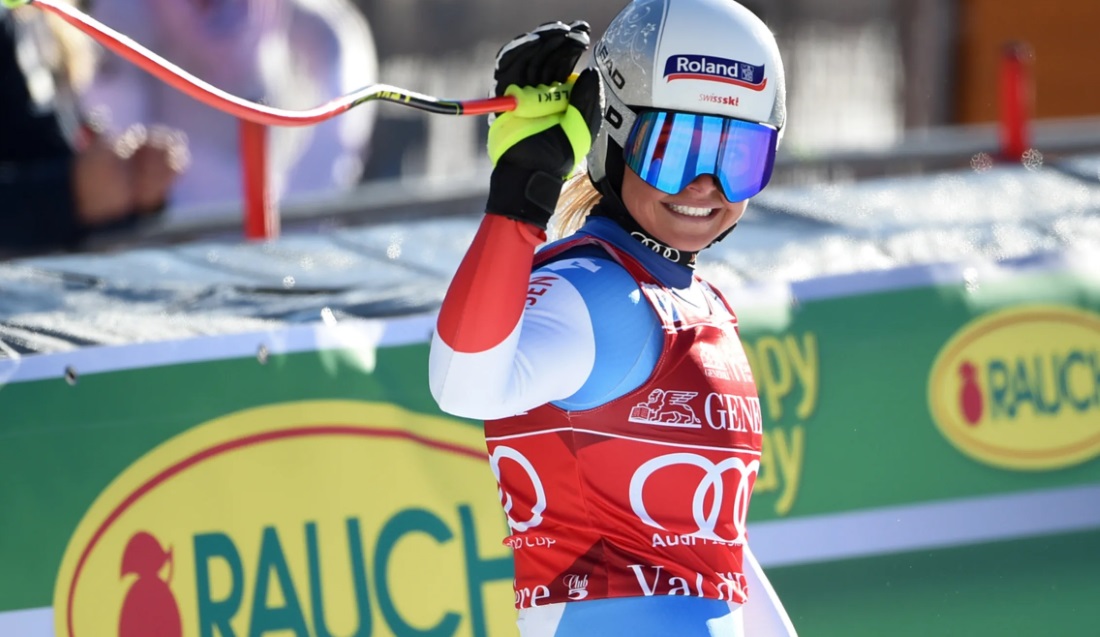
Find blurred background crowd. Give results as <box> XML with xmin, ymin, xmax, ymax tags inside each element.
<box><xmin>2</xmin><ymin>0</ymin><xmax>1099</xmax><ymax>255</ymax></box>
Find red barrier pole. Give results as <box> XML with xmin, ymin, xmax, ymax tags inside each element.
<box><xmin>239</xmin><ymin>119</ymin><xmax>278</xmax><ymax>240</ymax></box>
<box><xmin>999</xmin><ymin>42</ymin><xmax>1034</xmax><ymax>163</ymax></box>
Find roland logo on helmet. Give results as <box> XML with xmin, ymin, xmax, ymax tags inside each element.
<box><xmin>927</xmin><ymin>306</ymin><xmax>1100</xmax><ymax>471</ymax></box>
<box><xmin>663</xmin><ymin>54</ymin><xmax>768</xmax><ymax>91</ymax></box>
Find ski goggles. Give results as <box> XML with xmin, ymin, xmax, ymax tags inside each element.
<box><xmin>623</xmin><ymin>110</ymin><xmax>779</xmax><ymax>202</ymax></box>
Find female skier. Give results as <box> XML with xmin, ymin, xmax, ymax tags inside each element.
<box><xmin>430</xmin><ymin>0</ymin><xmax>797</xmax><ymax>634</ymax></box>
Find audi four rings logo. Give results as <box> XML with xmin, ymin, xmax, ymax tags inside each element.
<box><xmin>489</xmin><ymin>446</ymin><xmax>547</xmax><ymax>532</ymax></box>
<box><xmin>631</xmin><ymin>232</ymin><xmax>682</xmax><ymax>261</ymax></box>
<box><xmin>629</xmin><ymin>453</ymin><xmax>759</xmax><ymax>543</ymax></box>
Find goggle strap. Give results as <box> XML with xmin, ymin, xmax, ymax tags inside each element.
<box><xmin>598</xmin><ymin>72</ymin><xmax>637</xmax><ymax>147</ymax></box>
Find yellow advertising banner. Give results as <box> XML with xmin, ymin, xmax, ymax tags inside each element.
<box><xmin>53</xmin><ymin>401</ymin><xmax>517</xmax><ymax>637</ymax></box>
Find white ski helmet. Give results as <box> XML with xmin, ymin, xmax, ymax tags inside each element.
<box><xmin>588</xmin><ymin>0</ymin><xmax>787</xmax><ymax>187</ymax></box>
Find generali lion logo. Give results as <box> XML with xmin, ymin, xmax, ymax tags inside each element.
<box><xmin>52</xmin><ymin>401</ymin><xmax>514</xmax><ymax>637</ymax></box>
<box><xmin>927</xmin><ymin>306</ymin><xmax>1100</xmax><ymax>471</ymax></box>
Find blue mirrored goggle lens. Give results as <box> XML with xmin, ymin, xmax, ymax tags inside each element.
<box><xmin>624</xmin><ymin>111</ymin><xmax>778</xmax><ymax>202</ymax></box>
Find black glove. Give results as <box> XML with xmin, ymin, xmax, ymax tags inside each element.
<box><xmin>485</xmin><ymin>21</ymin><xmax>604</xmax><ymax>229</ymax></box>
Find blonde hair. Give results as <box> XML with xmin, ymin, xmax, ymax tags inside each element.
<box><xmin>550</xmin><ymin>171</ymin><xmax>603</xmax><ymax>240</ymax></box>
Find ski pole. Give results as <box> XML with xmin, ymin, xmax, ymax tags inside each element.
<box><xmin>1</xmin><ymin>0</ymin><xmax>517</xmax><ymax>125</ymax></box>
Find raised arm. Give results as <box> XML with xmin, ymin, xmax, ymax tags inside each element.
<box><xmin>430</xmin><ymin>215</ymin><xmax>598</xmax><ymax>419</ymax></box>
<box><xmin>428</xmin><ymin>22</ymin><xmax>603</xmax><ymax>420</ymax></box>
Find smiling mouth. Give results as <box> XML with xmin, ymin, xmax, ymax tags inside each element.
<box><xmin>665</xmin><ymin>203</ymin><xmax>717</xmax><ymax>218</ymax></box>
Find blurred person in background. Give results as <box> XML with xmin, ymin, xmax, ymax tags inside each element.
<box><xmin>0</xmin><ymin>3</ymin><xmax>185</xmax><ymax>256</ymax></box>
<box><xmin>80</xmin><ymin>0</ymin><xmax>378</xmax><ymax>218</ymax></box>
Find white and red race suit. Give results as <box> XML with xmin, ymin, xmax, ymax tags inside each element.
<box><xmin>430</xmin><ymin>214</ymin><xmax>796</xmax><ymax>636</ymax></box>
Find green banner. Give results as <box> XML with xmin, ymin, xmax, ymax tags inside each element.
<box><xmin>738</xmin><ymin>266</ymin><xmax>1100</xmax><ymax>520</ymax></box>
<box><xmin>1</xmin><ymin>262</ymin><xmax>1097</xmax><ymax>636</ymax></box>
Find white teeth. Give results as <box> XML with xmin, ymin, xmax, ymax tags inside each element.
<box><xmin>667</xmin><ymin>203</ymin><xmax>714</xmax><ymax>217</ymax></box>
